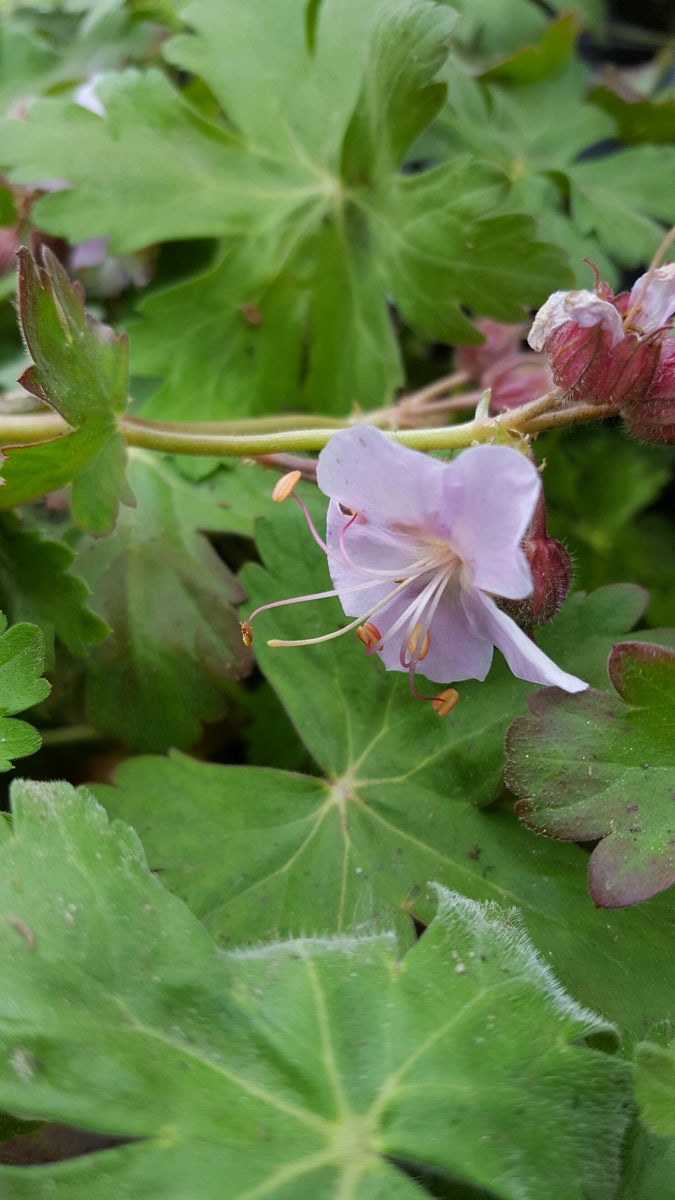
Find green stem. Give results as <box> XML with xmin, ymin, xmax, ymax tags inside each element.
<box><xmin>0</xmin><ymin>389</ymin><xmax>613</xmax><ymax>458</ymax></box>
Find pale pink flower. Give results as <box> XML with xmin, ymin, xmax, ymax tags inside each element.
<box><xmin>243</xmin><ymin>427</ymin><xmax>586</xmax><ymax>706</ymax></box>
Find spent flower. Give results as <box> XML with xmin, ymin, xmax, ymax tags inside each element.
<box><xmin>528</xmin><ymin>261</ymin><xmax>675</xmax><ymax>442</ymax></box>
<box><xmin>242</xmin><ymin>427</ymin><xmax>586</xmax><ymax>708</ymax></box>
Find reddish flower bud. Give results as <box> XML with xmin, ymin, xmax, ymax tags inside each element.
<box><xmin>500</xmin><ymin>493</ymin><xmax>572</xmax><ymax>629</ymax></box>
<box><xmin>528</xmin><ymin>264</ymin><xmax>675</xmax><ymax>422</ymax></box>
<box><xmin>621</xmin><ymin>338</ymin><xmax>675</xmax><ymax>444</ymax></box>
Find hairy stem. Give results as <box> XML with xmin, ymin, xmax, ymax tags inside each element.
<box><xmin>0</xmin><ymin>387</ymin><xmax>616</xmax><ymax>458</ymax></box>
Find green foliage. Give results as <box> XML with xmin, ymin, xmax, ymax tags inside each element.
<box><xmin>507</xmin><ymin>642</ymin><xmax>675</xmax><ymax>908</ymax></box>
<box><xmin>93</xmin><ymin>492</ymin><xmax>675</xmax><ymax>1042</ymax></box>
<box><xmin>540</xmin><ymin>427</ymin><xmax>675</xmax><ymax>629</ymax></box>
<box><xmin>0</xmin><ymin>2</ymin><xmax>673</xmax><ymax>1191</ymax></box>
<box><xmin>0</xmin><ymin>612</ymin><xmax>50</xmax><ymax>770</ymax></box>
<box><xmin>421</xmin><ymin>59</ymin><xmax>675</xmax><ymax>286</ymax></box>
<box><xmin>0</xmin><ymin>249</ymin><xmax>133</xmax><ymax>534</ymax></box>
<box><xmin>0</xmin><ymin>511</ymin><xmax>108</xmax><ymax>658</ymax></box>
<box><xmin>635</xmin><ymin>1041</ymin><xmax>675</xmax><ymax>1137</ymax></box>
<box><xmin>74</xmin><ymin>452</ymin><xmax>251</xmax><ymax>750</ymax></box>
<box><xmin>0</xmin><ymin>0</ymin><xmax>569</xmax><ymax>420</ymax></box>
<box><xmin>589</xmin><ymin>86</ymin><xmax>675</xmax><ymax>147</ymax></box>
<box><xmin>0</xmin><ymin>780</ymin><xmax>630</xmax><ymax>1199</ymax></box>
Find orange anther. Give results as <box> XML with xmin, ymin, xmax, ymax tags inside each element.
<box><xmin>356</xmin><ymin>622</ymin><xmax>383</xmax><ymax>652</ymax></box>
<box><xmin>272</xmin><ymin>470</ymin><xmax>302</xmax><ymax>503</ymax></box>
<box><xmin>239</xmin><ymin>620</ymin><xmax>254</xmax><ymax>647</ymax></box>
<box><xmin>431</xmin><ymin>688</ymin><xmax>459</xmax><ymax>716</ymax></box>
<box><xmin>407</xmin><ymin>623</ymin><xmax>430</xmax><ymax>661</ymax></box>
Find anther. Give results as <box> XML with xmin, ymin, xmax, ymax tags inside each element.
<box><xmin>356</xmin><ymin>622</ymin><xmax>383</xmax><ymax>652</ymax></box>
<box><xmin>339</xmin><ymin>503</ymin><xmax>356</xmax><ymax>516</ymax></box>
<box><xmin>407</xmin><ymin>623</ymin><xmax>430</xmax><ymax>661</ymax></box>
<box><xmin>272</xmin><ymin>470</ymin><xmax>302</xmax><ymax>503</ymax></box>
<box><xmin>431</xmin><ymin>688</ymin><xmax>459</xmax><ymax>716</ymax></box>
<box><xmin>240</xmin><ymin>620</ymin><xmax>253</xmax><ymax>647</ymax></box>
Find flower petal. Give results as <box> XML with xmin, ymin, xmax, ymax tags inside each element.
<box><xmin>365</xmin><ymin>576</ymin><xmax>494</xmax><ymax>684</ymax></box>
<box><xmin>325</xmin><ymin>502</ymin><xmax>428</xmax><ymax>613</ymax></box>
<box><xmin>528</xmin><ymin>289</ymin><xmax>624</xmax><ymax>351</ymax></box>
<box><xmin>462</xmin><ymin>588</ymin><xmax>587</xmax><ymax>692</ymax></box>
<box><xmin>436</xmin><ymin>445</ymin><xmax>539</xmax><ymax>598</ymax></box>
<box><xmin>628</xmin><ymin>264</ymin><xmax>675</xmax><ymax>332</ymax></box>
<box><xmin>317</xmin><ymin>425</ymin><xmax>447</xmax><ymax>528</ymax></box>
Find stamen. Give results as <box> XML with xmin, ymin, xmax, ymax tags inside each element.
<box><xmin>266</xmin><ymin>575</ymin><xmax>419</xmax><ymax>649</ymax></box>
<box><xmin>357</xmin><ymin>622</ymin><xmax>383</xmax><ymax>652</ymax></box>
<box><xmin>432</xmin><ymin>688</ymin><xmax>459</xmax><ymax>716</ymax></box>
<box><xmin>272</xmin><ymin>470</ymin><xmax>302</xmax><ymax>503</ymax></box>
<box><xmin>407</xmin><ymin>623</ymin><xmax>430</xmax><ymax>661</ymax></box>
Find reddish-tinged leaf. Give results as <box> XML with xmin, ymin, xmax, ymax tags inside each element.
<box><xmin>506</xmin><ymin>642</ymin><xmax>675</xmax><ymax>909</ymax></box>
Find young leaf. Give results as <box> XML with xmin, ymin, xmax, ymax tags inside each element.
<box><xmin>0</xmin><ymin>780</ymin><xmax>630</xmax><ymax>1199</ymax></box>
<box><xmin>0</xmin><ymin>512</ymin><xmax>109</xmax><ymax>659</ymax></box>
<box><xmin>507</xmin><ymin>642</ymin><xmax>675</xmax><ymax>909</ymax></box>
<box><xmin>75</xmin><ymin>452</ymin><xmax>251</xmax><ymax>751</ymax></box>
<box><xmin>0</xmin><ymin>613</ymin><xmax>50</xmax><ymax>771</ymax></box>
<box><xmin>0</xmin><ymin>248</ymin><xmax>134</xmax><ymax>534</ymax></box>
<box><xmin>1</xmin><ymin>0</ymin><xmax>568</xmax><ymax>419</ymax></box>
<box><xmin>93</xmin><ymin>490</ymin><xmax>675</xmax><ymax>1041</ymax></box>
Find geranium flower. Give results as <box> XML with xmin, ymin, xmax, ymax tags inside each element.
<box><xmin>528</xmin><ymin>263</ymin><xmax>675</xmax><ymax>441</ymax></box>
<box><xmin>242</xmin><ymin>427</ymin><xmax>586</xmax><ymax>708</ymax></box>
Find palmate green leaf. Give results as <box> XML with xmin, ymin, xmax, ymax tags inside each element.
<box><xmin>0</xmin><ymin>512</ymin><xmax>109</xmax><ymax>659</ymax></box>
<box><xmin>0</xmin><ymin>249</ymin><xmax>133</xmax><ymax>534</ymax></box>
<box><xmin>1</xmin><ymin>0</ymin><xmax>568</xmax><ymax>420</ymax></box>
<box><xmin>94</xmin><ymin>487</ymin><xmax>675</xmax><ymax>1041</ymax></box>
<box><xmin>0</xmin><ymin>780</ymin><xmax>630</xmax><ymax>1199</ymax></box>
<box><xmin>0</xmin><ymin>612</ymin><xmax>50</xmax><ymax>771</ymax></box>
<box><xmin>507</xmin><ymin>642</ymin><xmax>675</xmax><ymax>909</ymax></box>
<box><xmin>74</xmin><ymin>451</ymin><xmax>251</xmax><ymax>751</ymax></box>
<box><xmin>421</xmin><ymin>61</ymin><xmax>672</xmax><ymax>286</ymax></box>
<box><xmin>569</xmin><ymin>146</ymin><xmax>675</xmax><ymax>269</ymax></box>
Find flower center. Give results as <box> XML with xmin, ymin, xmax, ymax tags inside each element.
<box><xmin>240</xmin><ymin>476</ymin><xmax>463</xmax><ymax>714</ymax></box>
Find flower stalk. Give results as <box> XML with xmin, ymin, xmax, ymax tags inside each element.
<box><xmin>0</xmin><ymin>384</ymin><xmax>620</xmax><ymax>460</ymax></box>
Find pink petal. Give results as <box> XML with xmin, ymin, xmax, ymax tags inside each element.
<box><xmin>317</xmin><ymin>426</ymin><xmax>447</xmax><ymax>528</ymax></box>
<box><xmin>436</xmin><ymin>446</ymin><xmax>539</xmax><ymax>598</ymax></box>
<box><xmin>462</xmin><ymin>589</ymin><xmax>587</xmax><ymax>692</ymax></box>
<box><xmin>528</xmin><ymin>290</ymin><xmax>624</xmax><ymax>351</ymax></box>
<box><xmin>628</xmin><ymin>264</ymin><xmax>675</xmax><ymax>332</ymax></box>
<box><xmin>325</xmin><ymin>504</ymin><xmax>411</xmax><ymax>615</ymax></box>
<box><xmin>357</xmin><ymin>576</ymin><xmax>494</xmax><ymax>684</ymax></box>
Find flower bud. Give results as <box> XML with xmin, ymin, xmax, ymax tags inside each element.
<box><xmin>500</xmin><ymin>493</ymin><xmax>572</xmax><ymax>629</ymax></box>
<box><xmin>528</xmin><ymin>265</ymin><xmax>675</xmax><ymax>415</ymax></box>
<box><xmin>621</xmin><ymin>339</ymin><xmax>675</xmax><ymax>444</ymax></box>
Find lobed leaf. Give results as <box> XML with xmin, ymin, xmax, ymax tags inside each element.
<box><xmin>94</xmin><ymin>486</ymin><xmax>675</xmax><ymax>1041</ymax></box>
<box><xmin>0</xmin><ymin>612</ymin><xmax>50</xmax><ymax>771</ymax></box>
<box><xmin>0</xmin><ymin>1</ymin><xmax>568</xmax><ymax>419</ymax></box>
<box><xmin>0</xmin><ymin>512</ymin><xmax>109</xmax><ymax>659</ymax></box>
<box><xmin>0</xmin><ymin>248</ymin><xmax>133</xmax><ymax>534</ymax></box>
<box><xmin>0</xmin><ymin>779</ymin><xmax>630</xmax><ymax>1199</ymax></box>
<box><xmin>75</xmin><ymin>452</ymin><xmax>251</xmax><ymax>751</ymax></box>
<box><xmin>507</xmin><ymin>642</ymin><xmax>675</xmax><ymax>908</ymax></box>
